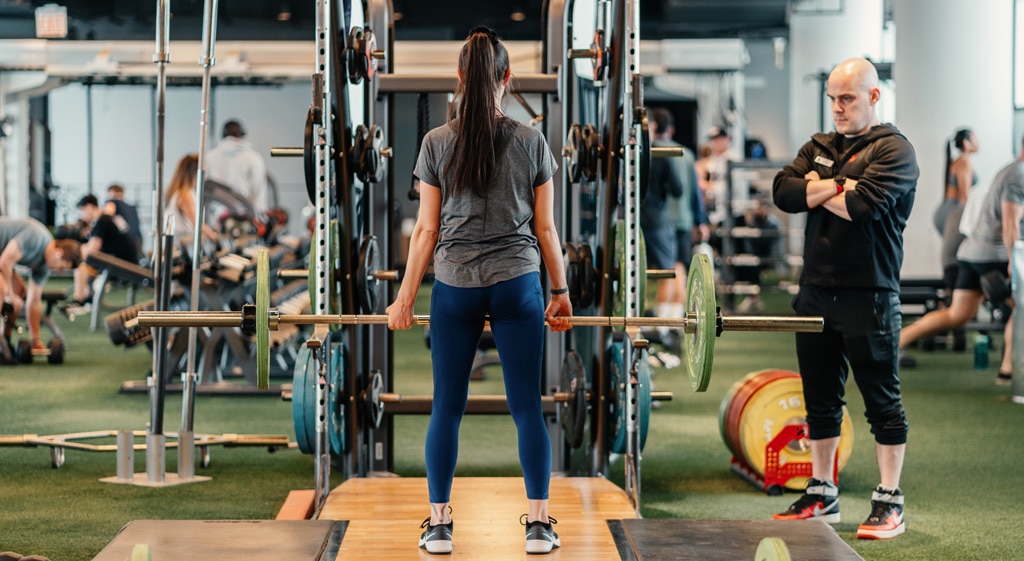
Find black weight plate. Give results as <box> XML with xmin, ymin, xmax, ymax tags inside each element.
<box><xmin>560</xmin><ymin>350</ymin><xmax>587</xmax><ymax>448</ymax></box>
<box><xmin>347</xmin><ymin>26</ymin><xmax>365</xmax><ymax>85</ymax></box>
<box><xmin>48</xmin><ymin>339</ymin><xmax>64</xmax><ymax>365</ymax></box>
<box><xmin>356</xmin><ymin>235</ymin><xmax>380</xmax><ymax>313</ymax></box>
<box><xmin>303</xmin><ymin>106</ymin><xmax>316</xmax><ymax>205</ymax></box>
<box><xmin>565</xmin><ymin>124</ymin><xmax>584</xmax><ymax>184</ymax></box>
<box><xmin>577</xmin><ymin>242</ymin><xmax>596</xmax><ymax>309</ymax></box>
<box><xmin>16</xmin><ymin>339</ymin><xmax>32</xmax><ymax>364</ymax></box>
<box><xmin>637</xmin><ymin>107</ymin><xmax>650</xmax><ymax>204</ymax></box>
<box><xmin>564</xmin><ymin>243</ymin><xmax>580</xmax><ymax>307</ymax></box>
<box><xmin>582</xmin><ymin>124</ymin><xmax>601</xmax><ymax>182</ymax></box>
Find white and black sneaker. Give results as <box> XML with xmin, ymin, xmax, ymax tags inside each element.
<box><xmin>418</xmin><ymin>517</ymin><xmax>453</xmax><ymax>554</ymax></box>
<box><xmin>521</xmin><ymin>514</ymin><xmax>560</xmax><ymax>554</ymax></box>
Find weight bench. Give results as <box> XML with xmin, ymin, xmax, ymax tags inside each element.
<box><xmin>41</xmin><ymin>289</ymin><xmax>68</xmax><ymax>317</ymax></box>
<box><xmin>899</xmin><ymin>278</ymin><xmax>946</xmax><ymax>319</ymax></box>
<box><xmin>84</xmin><ymin>252</ymin><xmax>155</xmax><ymax>332</ymax></box>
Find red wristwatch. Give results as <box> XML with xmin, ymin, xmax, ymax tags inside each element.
<box><xmin>834</xmin><ymin>175</ymin><xmax>846</xmax><ymax>195</ymax></box>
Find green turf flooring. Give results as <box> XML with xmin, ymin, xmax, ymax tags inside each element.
<box><xmin>1</xmin><ymin>283</ymin><xmax>1023</xmax><ymax>560</ymax></box>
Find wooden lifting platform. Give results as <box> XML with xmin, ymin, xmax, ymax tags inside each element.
<box><xmin>93</xmin><ymin>477</ymin><xmax>866</xmax><ymax>561</ymax></box>
<box><xmin>318</xmin><ymin>476</ymin><xmax>637</xmax><ymax>560</ymax></box>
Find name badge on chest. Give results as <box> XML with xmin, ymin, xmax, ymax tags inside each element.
<box><xmin>814</xmin><ymin>155</ymin><xmax>834</xmax><ymax>167</ymax></box>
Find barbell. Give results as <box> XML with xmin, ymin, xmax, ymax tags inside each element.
<box><xmin>135</xmin><ymin>251</ymin><xmax>823</xmax><ymax>392</ymax></box>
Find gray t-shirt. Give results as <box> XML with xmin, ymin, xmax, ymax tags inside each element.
<box><xmin>958</xmin><ymin>159</ymin><xmax>1024</xmax><ymax>263</ymax></box>
<box><xmin>414</xmin><ymin>120</ymin><xmax>557</xmax><ymax>288</ymax></box>
<box><xmin>0</xmin><ymin>218</ymin><xmax>53</xmax><ymax>284</ymax></box>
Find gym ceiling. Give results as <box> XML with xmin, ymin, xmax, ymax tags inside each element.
<box><xmin>0</xmin><ymin>0</ymin><xmax>792</xmax><ymax>41</ymax></box>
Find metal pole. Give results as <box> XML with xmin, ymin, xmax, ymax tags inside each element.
<box><xmin>184</xmin><ymin>0</ymin><xmax>219</xmax><ymax>435</ymax></box>
<box><xmin>86</xmin><ymin>82</ymin><xmax>94</xmax><ymax>194</ymax></box>
<box><xmin>622</xmin><ymin>0</ymin><xmax>643</xmax><ymax>516</ymax></box>
<box><xmin>149</xmin><ymin>0</ymin><xmax>170</xmax><ymax>434</ymax></box>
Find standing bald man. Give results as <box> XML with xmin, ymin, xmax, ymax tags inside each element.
<box><xmin>772</xmin><ymin>58</ymin><xmax>918</xmax><ymax>540</ymax></box>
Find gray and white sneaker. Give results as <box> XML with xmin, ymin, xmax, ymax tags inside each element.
<box><xmin>418</xmin><ymin>518</ymin><xmax>453</xmax><ymax>554</ymax></box>
<box><xmin>521</xmin><ymin>514</ymin><xmax>560</xmax><ymax>554</ymax></box>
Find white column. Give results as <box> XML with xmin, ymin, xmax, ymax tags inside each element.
<box><xmin>788</xmin><ymin>0</ymin><xmax>885</xmax><ymax>149</ymax></box>
<box><xmin>894</xmin><ymin>0</ymin><xmax>1015</xmax><ymax>277</ymax></box>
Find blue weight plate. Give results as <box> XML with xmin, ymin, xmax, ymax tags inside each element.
<box><xmin>329</xmin><ymin>342</ymin><xmax>346</xmax><ymax>456</ymax></box>
<box><xmin>291</xmin><ymin>344</ymin><xmax>317</xmax><ymax>454</ymax></box>
<box><xmin>607</xmin><ymin>338</ymin><xmax>651</xmax><ymax>454</ymax></box>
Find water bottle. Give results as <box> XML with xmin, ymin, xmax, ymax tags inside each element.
<box><xmin>974</xmin><ymin>333</ymin><xmax>990</xmax><ymax>370</ymax></box>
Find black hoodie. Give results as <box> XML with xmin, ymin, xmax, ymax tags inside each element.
<box><xmin>773</xmin><ymin>124</ymin><xmax>919</xmax><ymax>291</ymax></box>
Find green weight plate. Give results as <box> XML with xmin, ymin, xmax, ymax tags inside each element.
<box><xmin>256</xmin><ymin>250</ymin><xmax>270</xmax><ymax>390</ymax></box>
<box><xmin>291</xmin><ymin>344</ymin><xmax>317</xmax><ymax>454</ymax></box>
<box><xmin>612</xmin><ymin>220</ymin><xmax>647</xmax><ymax>321</ymax></box>
<box><xmin>607</xmin><ymin>337</ymin><xmax>651</xmax><ymax>454</ymax></box>
<box><xmin>754</xmin><ymin>537</ymin><xmax>791</xmax><ymax>561</ymax></box>
<box><xmin>685</xmin><ymin>253</ymin><xmax>716</xmax><ymax>392</ymax></box>
<box><xmin>131</xmin><ymin>544</ymin><xmax>152</xmax><ymax>561</ymax></box>
<box><xmin>329</xmin><ymin>342</ymin><xmax>346</xmax><ymax>455</ymax></box>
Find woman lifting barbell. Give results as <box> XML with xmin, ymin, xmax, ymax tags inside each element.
<box><xmin>384</xmin><ymin>25</ymin><xmax>572</xmax><ymax>555</ymax></box>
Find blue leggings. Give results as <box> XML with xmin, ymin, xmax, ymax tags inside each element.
<box><xmin>426</xmin><ymin>273</ymin><xmax>551</xmax><ymax>503</ymax></box>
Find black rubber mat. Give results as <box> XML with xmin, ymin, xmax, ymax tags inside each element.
<box><xmin>91</xmin><ymin>519</ymin><xmax>347</xmax><ymax>561</ymax></box>
<box><xmin>611</xmin><ymin>519</ymin><xmax>865</xmax><ymax>561</ymax></box>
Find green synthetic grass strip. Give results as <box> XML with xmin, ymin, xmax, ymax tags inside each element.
<box><xmin>1</xmin><ymin>282</ymin><xmax>1023</xmax><ymax>560</ymax></box>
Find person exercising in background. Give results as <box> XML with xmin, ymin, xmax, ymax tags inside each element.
<box><xmin>104</xmin><ymin>183</ymin><xmax>143</xmax><ymax>253</ymax></box>
<box><xmin>641</xmin><ymin>107</ymin><xmax>683</xmax><ymax>351</ymax></box>
<box><xmin>772</xmin><ymin>57</ymin><xmax>918</xmax><ymax>540</ymax></box>
<box><xmin>205</xmin><ymin>119</ymin><xmax>269</xmax><ymax>214</ymax></box>
<box><xmin>65</xmin><ymin>194</ymin><xmax>142</xmax><ymax>315</ymax></box>
<box><xmin>899</xmin><ymin>137</ymin><xmax>1024</xmax><ymax>384</ymax></box>
<box><xmin>0</xmin><ymin>217</ymin><xmax>81</xmax><ymax>349</ymax></box>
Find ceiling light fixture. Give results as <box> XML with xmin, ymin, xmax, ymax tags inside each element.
<box><xmin>510</xmin><ymin>1</ymin><xmax>526</xmax><ymax>22</ymax></box>
<box><xmin>277</xmin><ymin>2</ymin><xmax>292</xmax><ymax>22</ymax></box>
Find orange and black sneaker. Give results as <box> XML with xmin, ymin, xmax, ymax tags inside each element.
<box><xmin>772</xmin><ymin>478</ymin><xmax>840</xmax><ymax>524</ymax></box>
<box><xmin>857</xmin><ymin>486</ymin><xmax>905</xmax><ymax>540</ymax></box>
